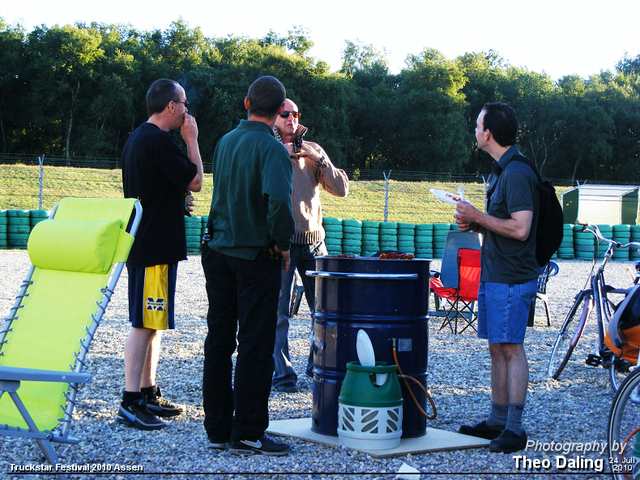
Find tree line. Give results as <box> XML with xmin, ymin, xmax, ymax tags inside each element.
<box><xmin>1</xmin><ymin>18</ymin><xmax>639</xmax><ymax>183</ymax></box>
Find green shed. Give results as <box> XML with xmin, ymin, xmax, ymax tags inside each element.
<box><xmin>562</xmin><ymin>185</ymin><xmax>639</xmax><ymax>225</ymax></box>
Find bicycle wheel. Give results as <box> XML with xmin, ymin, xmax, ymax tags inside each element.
<box><xmin>610</xmin><ymin>354</ymin><xmax>636</xmax><ymax>393</ymax></box>
<box><xmin>607</xmin><ymin>367</ymin><xmax>640</xmax><ymax>479</ymax></box>
<box><xmin>547</xmin><ymin>290</ymin><xmax>592</xmax><ymax>379</ymax></box>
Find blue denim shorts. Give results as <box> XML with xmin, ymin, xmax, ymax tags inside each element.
<box><xmin>477</xmin><ymin>280</ymin><xmax>537</xmax><ymax>343</ymax></box>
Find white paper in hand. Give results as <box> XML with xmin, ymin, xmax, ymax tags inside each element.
<box><xmin>429</xmin><ymin>188</ymin><xmax>462</xmax><ymax>205</ymax></box>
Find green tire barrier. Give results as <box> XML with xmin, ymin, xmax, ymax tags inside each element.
<box><xmin>185</xmin><ymin>215</ymin><xmax>203</xmax><ymax>253</ymax></box>
<box><xmin>342</xmin><ymin>219</ymin><xmax>362</xmax><ymax>228</ymax></box>
<box><xmin>379</xmin><ymin>222</ymin><xmax>397</xmax><ymax>230</ymax></box>
<box><xmin>631</xmin><ymin>225</ymin><xmax>640</xmax><ymax>260</ymax></box>
<box><xmin>612</xmin><ymin>225</ymin><xmax>630</xmax><ymax>261</ymax></box>
<box><xmin>323</xmin><ymin>218</ymin><xmax>343</xmax><ymax>253</ymax></box>
<box><xmin>324</xmin><ymin>224</ymin><xmax>342</xmax><ymax>233</ymax></box>
<box><xmin>557</xmin><ymin>225</ymin><xmax>574</xmax><ymax>259</ymax></box>
<box><xmin>2</xmin><ymin>211</ymin><xmax>640</xmax><ymax>261</ymax></box>
<box><xmin>0</xmin><ymin>210</ymin><xmax>6</xmax><ymax>249</ymax></box>
<box><xmin>7</xmin><ymin>210</ymin><xmax>30</xmax><ymax>249</ymax></box>
<box><xmin>323</xmin><ymin>219</ymin><xmax>640</xmax><ymax>260</ymax></box>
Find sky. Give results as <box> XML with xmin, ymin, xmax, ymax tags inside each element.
<box><xmin>2</xmin><ymin>0</ymin><xmax>640</xmax><ymax>81</ymax></box>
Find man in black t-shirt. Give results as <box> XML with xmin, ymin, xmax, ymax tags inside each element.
<box><xmin>119</xmin><ymin>78</ymin><xmax>203</xmax><ymax>431</ymax></box>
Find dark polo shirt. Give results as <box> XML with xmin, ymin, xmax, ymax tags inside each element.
<box><xmin>481</xmin><ymin>145</ymin><xmax>540</xmax><ymax>284</ymax></box>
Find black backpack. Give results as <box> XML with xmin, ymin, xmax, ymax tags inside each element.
<box><xmin>510</xmin><ymin>156</ymin><xmax>564</xmax><ymax>267</ymax></box>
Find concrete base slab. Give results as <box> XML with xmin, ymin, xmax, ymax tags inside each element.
<box><xmin>267</xmin><ymin>418</ymin><xmax>489</xmax><ymax>458</ymax></box>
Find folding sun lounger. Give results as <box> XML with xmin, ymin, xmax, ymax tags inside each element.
<box><xmin>0</xmin><ymin>197</ymin><xmax>142</xmax><ymax>472</ymax></box>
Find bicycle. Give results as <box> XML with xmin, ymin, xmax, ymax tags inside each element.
<box><xmin>607</xmin><ymin>364</ymin><xmax>640</xmax><ymax>479</ymax></box>
<box><xmin>547</xmin><ymin>223</ymin><xmax>640</xmax><ymax>392</ymax></box>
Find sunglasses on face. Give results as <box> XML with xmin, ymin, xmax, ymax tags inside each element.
<box><xmin>280</xmin><ymin>111</ymin><xmax>300</xmax><ymax>119</ymax></box>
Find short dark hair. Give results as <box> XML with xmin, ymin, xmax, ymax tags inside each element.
<box><xmin>246</xmin><ymin>76</ymin><xmax>286</xmax><ymax>118</ymax></box>
<box><xmin>482</xmin><ymin>102</ymin><xmax>518</xmax><ymax>147</ymax></box>
<box><xmin>146</xmin><ymin>79</ymin><xmax>179</xmax><ymax>116</ymax></box>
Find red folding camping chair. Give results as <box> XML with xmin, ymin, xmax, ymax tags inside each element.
<box><xmin>430</xmin><ymin>248</ymin><xmax>481</xmax><ymax>334</ymax></box>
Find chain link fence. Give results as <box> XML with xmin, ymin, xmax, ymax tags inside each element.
<box><xmin>1</xmin><ymin>156</ymin><xmax>579</xmax><ymax>223</ymax></box>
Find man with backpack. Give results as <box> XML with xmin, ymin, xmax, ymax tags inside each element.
<box><xmin>454</xmin><ymin>102</ymin><xmax>539</xmax><ymax>453</ymax></box>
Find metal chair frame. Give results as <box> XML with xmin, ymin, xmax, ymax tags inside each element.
<box><xmin>528</xmin><ymin>260</ymin><xmax>559</xmax><ymax>327</ymax></box>
<box><xmin>0</xmin><ymin>198</ymin><xmax>141</xmax><ymax>477</ymax></box>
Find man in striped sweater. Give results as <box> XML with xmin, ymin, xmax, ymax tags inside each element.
<box><xmin>272</xmin><ymin>98</ymin><xmax>349</xmax><ymax>393</ymax></box>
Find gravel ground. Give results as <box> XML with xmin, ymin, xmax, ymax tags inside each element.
<box><xmin>0</xmin><ymin>251</ymin><xmax>637</xmax><ymax>479</ymax></box>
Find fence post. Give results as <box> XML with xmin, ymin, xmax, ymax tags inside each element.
<box><xmin>38</xmin><ymin>155</ymin><xmax>44</xmax><ymax>210</ymax></box>
<box><xmin>383</xmin><ymin>170</ymin><xmax>392</xmax><ymax>222</ymax></box>
<box><xmin>482</xmin><ymin>175</ymin><xmax>488</xmax><ymax>211</ymax></box>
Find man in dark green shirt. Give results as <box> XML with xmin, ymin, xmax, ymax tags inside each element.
<box><xmin>201</xmin><ymin>76</ymin><xmax>295</xmax><ymax>456</ymax></box>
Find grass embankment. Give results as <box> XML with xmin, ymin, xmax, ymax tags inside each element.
<box><xmin>0</xmin><ymin>165</ymin><xmax>570</xmax><ymax>224</ymax></box>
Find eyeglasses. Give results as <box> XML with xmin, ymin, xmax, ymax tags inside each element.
<box><xmin>280</xmin><ymin>111</ymin><xmax>300</xmax><ymax>119</ymax></box>
<box><xmin>173</xmin><ymin>100</ymin><xmax>189</xmax><ymax>107</ymax></box>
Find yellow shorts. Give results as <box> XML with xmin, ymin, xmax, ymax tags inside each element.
<box><xmin>128</xmin><ymin>263</ymin><xmax>177</xmax><ymax>330</ymax></box>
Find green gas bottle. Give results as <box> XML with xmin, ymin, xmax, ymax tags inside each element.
<box><xmin>337</xmin><ymin>361</ymin><xmax>403</xmax><ymax>450</ymax></box>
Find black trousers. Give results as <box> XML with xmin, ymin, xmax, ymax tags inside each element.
<box><xmin>201</xmin><ymin>244</ymin><xmax>281</xmax><ymax>443</ymax></box>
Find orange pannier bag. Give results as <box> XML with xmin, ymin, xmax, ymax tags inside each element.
<box><xmin>605</xmin><ymin>285</ymin><xmax>640</xmax><ymax>364</ymax></box>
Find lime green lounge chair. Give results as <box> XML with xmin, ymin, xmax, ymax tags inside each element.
<box><xmin>0</xmin><ymin>197</ymin><xmax>142</xmax><ymax>472</ymax></box>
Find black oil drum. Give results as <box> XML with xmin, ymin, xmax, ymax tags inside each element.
<box><xmin>307</xmin><ymin>256</ymin><xmax>430</xmax><ymax>438</ymax></box>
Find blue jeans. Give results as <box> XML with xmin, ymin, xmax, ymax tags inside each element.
<box><xmin>477</xmin><ymin>280</ymin><xmax>537</xmax><ymax>344</ymax></box>
<box><xmin>272</xmin><ymin>241</ymin><xmax>327</xmax><ymax>387</ymax></box>
<box><xmin>201</xmin><ymin>244</ymin><xmax>281</xmax><ymax>443</ymax></box>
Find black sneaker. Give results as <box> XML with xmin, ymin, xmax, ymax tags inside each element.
<box><xmin>275</xmin><ymin>383</ymin><xmax>300</xmax><ymax>393</ymax></box>
<box><xmin>229</xmin><ymin>435</ymin><xmax>291</xmax><ymax>456</ymax></box>
<box><xmin>117</xmin><ymin>399</ymin><xmax>166</xmax><ymax>431</ymax></box>
<box><xmin>489</xmin><ymin>429</ymin><xmax>528</xmax><ymax>453</ymax></box>
<box><xmin>458</xmin><ymin>420</ymin><xmax>504</xmax><ymax>440</ymax></box>
<box><xmin>144</xmin><ymin>386</ymin><xmax>184</xmax><ymax>418</ymax></box>
<box><xmin>209</xmin><ymin>440</ymin><xmax>230</xmax><ymax>450</ymax></box>
<box><xmin>208</xmin><ymin>434</ymin><xmax>230</xmax><ymax>450</ymax></box>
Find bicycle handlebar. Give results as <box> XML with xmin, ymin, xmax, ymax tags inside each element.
<box><xmin>577</xmin><ymin>222</ymin><xmax>640</xmax><ymax>252</ymax></box>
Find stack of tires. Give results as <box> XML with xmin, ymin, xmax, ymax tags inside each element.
<box><xmin>414</xmin><ymin>224</ymin><xmax>433</xmax><ymax>259</ymax></box>
<box><xmin>342</xmin><ymin>219</ymin><xmax>362</xmax><ymax>256</ymax></box>
<box><xmin>612</xmin><ymin>224</ymin><xmax>631</xmax><ymax>261</ymax></box>
<box><xmin>432</xmin><ymin>224</ymin><xmax>451</xmax><ymax>258</ymax></box>
<box><xmin>185</xmin><ymin>215</ymin><xmax>202</xmax><ymax>254</ymax></box>
<box><xmin>397</xmin><ymin>223</ymin><xmax>416</xmax><ymax>255</ymax></box>
<box><xmin>556</xmin><ymin>224</ymin><xmax>575</xmax><ymax>260</ymax></box>
<box><xmin>595</xmin><ymin>225</ymin><xmax>613</xmax><ymax>259</ymax></box>
<box><xmin>631</xmin><ymin>225</ymin><xmax>640</xmax><ymax>261</ymax></box>
<box><xmin>361</xmin><ymin>221</ymin><xmax>380</xmax><ymax>257</ymax></box>
<box><xmin>379</xmin><ymin>222</ymin><xmax>398</xmax><ymax>252</ymax></box>
<box><xmin>574</xmin><ymin>224</ymin><xmax>596</xmax><ymax>261</ymax></box>
<box><xmin>30</xmin><ymin>210</ymin><xmax>49</xmax><ymax>230</ymax></box>
<box><xmin>0</xmin><ymin>211</ymin><xmax>7</xmax><ymax>250</ymax></box>
<box><xmin>323</xmin><ymin>217</ymin><xmax>343</xmax><ymax>255</ymax></box>
<box><xmin>7</xmin><ymin>210</ymin><xmax>30</xmax><ymax>250</ymax></box>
